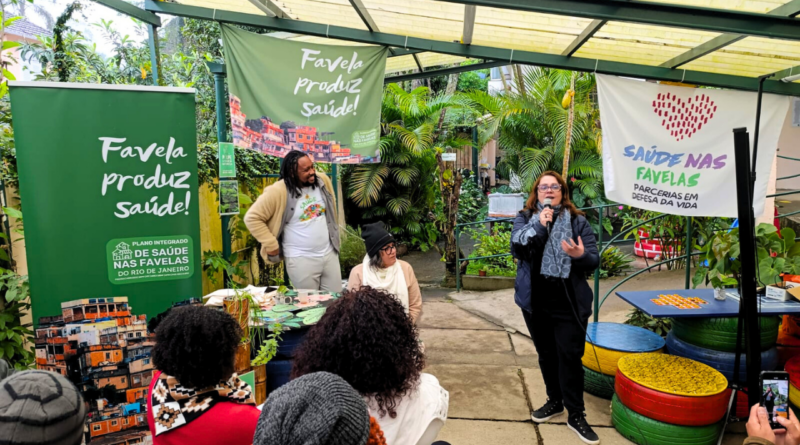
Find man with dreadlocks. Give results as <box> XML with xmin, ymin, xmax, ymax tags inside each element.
<box><xmin>244</xmin><ymin>150</ymin><xmax>341</xmax><ymax>291</ymax></box>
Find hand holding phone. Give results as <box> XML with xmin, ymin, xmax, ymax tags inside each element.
<box><xmin>747</xmin><ymin>404</ymin><xmax>778</xmax><ymax>443</ymax></box>
<box><xmin>761</xmin><ymin>371</ymin><xmax>790</xmax><ymax>429</ymax></box>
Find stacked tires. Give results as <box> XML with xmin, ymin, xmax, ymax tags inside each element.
<box><xmin>582</xmin><ymin>322</ymin><xmax>665</xmax><ymax>400</ymax></box>
<box><xmin>778</xmin><ymin>316</ymin><xmax>800</xmax><ymax>368</ymax></box>
<box><xmin>612</xmin><ymin>353</ymin><xmax>729</xmax><ymax>445</ymax></box>
<box><xmin>784</xmin><ymin>356</ymin><xmax>800</xmax><ymax>414</ymax></box>
<box><xmin>666</xmin><ymin>317</ymin><xmax>780</xmax><ymax>382</ymax></box>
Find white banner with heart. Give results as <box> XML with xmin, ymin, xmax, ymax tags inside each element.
<box><xmin>597</xmin><ymin>74</ymin><xmax>790</xmax><ymax>218</ymax></box>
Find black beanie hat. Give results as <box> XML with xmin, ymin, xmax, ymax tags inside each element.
<box><xmin>362</xmin><ymin>222</ymin><xmax>395</xmax><ymax>258</ymax></box>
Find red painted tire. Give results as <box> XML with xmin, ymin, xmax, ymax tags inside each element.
<box><xmin>735</xmin><ymin>390</ymin><xmax>750</xmax><ymax>418</ymax></box>
<box><xmin>786</xmin><ymin>356</ymin><xmax>800</xmax><ymax>389</ymax></box>
<box><xmin>779</xmin><ymin>346</ymin><xmax>800</xmax><ymax>369</ymax></box>
<box><xmin>615</xmin><ymin>370</ymin><xmax>731</xmax><ymax>426</ymax></box>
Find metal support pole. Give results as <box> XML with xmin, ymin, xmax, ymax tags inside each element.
<box><xmin>593</xmin><ymin>208</ymin><xmax>603</xmax><ymax>322</ymax></box>
<box><xmin>733</xmin><ymin>127</ymin><xmax>762</xmax><ymax>408</ymax></box>
<box><xmin>331</xmin><ymin>163</ymin><xmax>338</xmax><ymax>211</ymax></box>
<box><xmin>212</xmin><ymin>70</ymin><xmax>232</xmax><ymax>287</ymax></box>
<box><xmin>751</xmin><ymin>74</ymin><xmax>772</xmax><ymax>195</ymax></box>
<box><xmin>685</xmin><ymin>216</ymin><xmax>692</xmax><ymax>289</ymax></box>
<box><xmin>472</xmin><ymin>127</ymin><xmax>479</xmax><ymax>186</ymax></box>
<box><xmin>147</xmin><ymin>24</ymin><xmax>161</xmax><ymax>86</ymax></box>
<box><xmin>455</xmin><ymin>226</ymin><xmax>461</xmax><ymax>292</ymax></box>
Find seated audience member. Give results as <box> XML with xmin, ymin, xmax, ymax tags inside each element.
<box><xmin>148</xmin><ymin>305</ymin><xmax>260</xmax><ymax>445</ymax></box>
<box><xmin>0</xmin><ymin>370</ymin><xmax>87</xmax><ymax>445</ymax></box>
<box><xmin>348</xmin><ymin>222</ymin><xmax>422</xmax><ymax>324</ymax></box>
<box><xmin>255</xmin><ymin>371</ymin><xmax>384</xmax><ymax>445</ymax></box>
<box><xmin>292</xmin><ymin>287</ymin><xmax>449</xmax><ymax>445</ymax></box>
<box><xmin>746</xmin><ymin>403</ymin><xmax>800</xmax><ymax>445</ymax></box>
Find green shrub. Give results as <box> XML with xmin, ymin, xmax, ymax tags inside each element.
<box><xmin>599</xmin><ymin>246</ymin><xmax>634</xmax><ymax>278</ymax></box>
<box><xmin>466</xmin><ymin>224</ymin><xmax>515</xmax><ymax>277</ymax></box>
<box><xmin>624</xmin><ymin>308</ymin><xmax>672</xmax><ymax>337</ymax></box>
<box><xmin>340</xmin><ymin>226</ymin><xmax>367</xmax><ymax>278</ymax></box>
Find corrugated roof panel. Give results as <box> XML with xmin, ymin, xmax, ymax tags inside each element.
<box><xmin>363</xmin><ymin>0</ymin><xmax>463</xmax><ymax>42</ymax></box>
<box><xmin>472</xmin><ymin>8</ymin><xmax>592</xmax><ymax>54</ymax></box>
<box><xmin>273</xmin><ymin>0</ymin><xmax>368</xmax><ymax>29</ymax></box>
<box><xmin>575</xmin><ymin>40</ymin><xmax>691</xmax><ymax>66</ymax></box>
<box><xmin>682</xmin><ymin>51</ymin><xmax>800</xmax><ymax>77</ymax></box>
<box><xmin>638</xmin><ymin>0</ymin><xmax>793</xmax><ymax>13</ymax></box>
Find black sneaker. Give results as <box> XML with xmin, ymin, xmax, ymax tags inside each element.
<box><xmin>531</xmin><ymin>399</ymin><xmax>564</xmax><ymax>423</ymax></box>
<box><xmin>568</xmin><ymin>412</ymin><xmax>600</xmax><ymax>445</ymax></box>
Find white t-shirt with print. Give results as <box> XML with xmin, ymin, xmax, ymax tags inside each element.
<box><xmin>282</xmin><ymin>186</ymin><xmax>332</xmax><ymax>258</ymax></box>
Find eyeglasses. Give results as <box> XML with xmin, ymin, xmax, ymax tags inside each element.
<box><xmin>380</xmin><ymin>244</ymin><xmax>397</xmax><ymax>253</ymax></box>
<box><xmin>538</xmin><ymin>184</ymin><xmax>562</xmax><ymax>192</ymax></box>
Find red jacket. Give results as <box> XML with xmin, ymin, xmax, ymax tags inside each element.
<box><xmin>147</xmin><ymin>371</ymin><xmax>261</xmax><ymax>445</ymax></box>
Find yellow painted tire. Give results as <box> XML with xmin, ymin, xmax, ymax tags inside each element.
<box><xmin>790</xmin><ymin>383</ymin><xmax>800</xmax><ymax>408</ymax></box>
<box><xmin>583</xmin><ymin>343</ymin><xmax>663</xmax><ymax>376</ymax></box>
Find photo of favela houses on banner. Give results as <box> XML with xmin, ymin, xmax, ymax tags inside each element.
<box><xmin>221</xmin><ymin>25</ymin><xmax>388</xmax><ymax>164</ymax></box>
<box><xmin>35</xmin><ymin>297</ymin><xmax>202</xmax><ymax>444</ymax></box>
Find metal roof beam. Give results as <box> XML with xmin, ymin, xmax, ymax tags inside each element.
<box><xmin>92</xmin><ymin>0</ymin><xmax>161</xmax><ymax>26</ymax></box>
<box><xmin>412</xmin><ymin>54</ymin><xmax>425</xmax><ymax>72</ymax></box>
<box><xmin>143</xmin><ymin>0</ymin><xmax>800</xmax><ymax>96</ymax></box>
<box><xmin>247</xmin><ymin>0</ymin><xmax>294</xmax><ymax>19</ymax></box>
<box><xmin>462</xmin><ymin>5</ymin><xmax>476</xmax><ymax>45</ymax></box>
<box><xmin>561</xmin><ymin>19</ymin><xmax>605</xmax><ymax>57</ymax></box>
<box><xmin>349</xmin><ymin>0</ymin><xmax>379</xmax><ymax>32</ymax></box>
<box><xmin>345</xmin><ymin>0</ymin><xmax>397</xmax><ymax>55</ymax></box>
<box><xmin>386</xmin><ymin>60</ymin><xmax>503</xmax><ymax>83</ymax></box>
<box><xmin>432</xmin><ymin>0</ymin><xmax>800</xmax><ymax>41</ymax></box>
<box><xmin>661</xmin><ymin>0</ymin><xmax>800</xmax><ymax>69</ymax></box>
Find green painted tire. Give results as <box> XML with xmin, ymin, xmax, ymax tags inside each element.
<box><xmin>671</xmin><ymin>317</ymin><xmax>779</xmax><ymax>352</ymax></box>
<box><xmin>584</xmin><ymin>366</ymin><xmax>615</xmax><ymax>399</ymax></box>
<box><xmin>612</xmin><ymin>395</ymin><xmax>722</xmax><ymax>445</ymax></box>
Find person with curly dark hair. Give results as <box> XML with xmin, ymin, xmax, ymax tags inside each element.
<box><xmin>292</xmin><ymin>287</ymin><xmax>449</xmax><ymax>445</ymax></box>
<box><xmin>147</xmin><ymin>306</ymin><xmax>260</xmax><ymax>445</ymax></box>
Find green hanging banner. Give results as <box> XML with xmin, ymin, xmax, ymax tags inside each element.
<box><xmin>221</xmin><ymin>24</ymin><xmax>388</xmax><ymax>164</ymax></box>
<box><xmin>9</xmin><ymin>82</ymin><xmax>203</xmax><ymax>324</ymax></box>
<box><xmin>219</xmin><ymin>142</ymin><xmax>237</xmax><ymax>178</ymax></box>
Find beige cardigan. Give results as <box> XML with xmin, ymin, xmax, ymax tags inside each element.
<box><xmin>347</xmin><ymin>260</ymin><xmax>423</xmax><ymax>324</ymax></box>
<box><xmin>243</xmin><ymin>172</ymin><xmax>336</xmax><ymax>265</ymax></box>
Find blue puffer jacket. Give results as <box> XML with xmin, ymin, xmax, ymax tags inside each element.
<box><xmin>510</xmin><ymin>209</ymin><xmax>600</xmax><ymax>319</ymax></box>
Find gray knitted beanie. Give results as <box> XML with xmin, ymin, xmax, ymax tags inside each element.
<box><xmin>254</xmin><ymin>372</ymin><xmax>370</xmax><ymax>445</ymax></box>
<box><xmin>0</xmin><ymin>370</ymin><xmax>87</xmax><ymax>445</ymax></box>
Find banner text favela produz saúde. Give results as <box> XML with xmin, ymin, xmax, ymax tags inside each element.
<box><xmin>9</xmin><ymin>83</ymin><xmax>202</xmax><ymax>324</ymax></box>
<box><xmin>221</xmin><ymin>25</ymin><xmax>388</xmax><ymax>164</ymax></box>
<box><xmin>597</xmin><ymin>74</ymin><xmax>790</xmax><ymax>218</ymax></box>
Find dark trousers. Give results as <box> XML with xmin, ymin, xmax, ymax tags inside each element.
<box><xmin>522</xmin><ymin>305</ymin><xmax>588</xmax><ymax>415</ymax></box>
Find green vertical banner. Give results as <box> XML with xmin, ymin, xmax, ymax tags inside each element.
<box><xmin>219</xmin><ymin>142</ymin><xmax>236</xmax><ymax>178</ymax></box>
<box><xmin>221</xmin><ymin>24</ymin><xmax>388</xmax><ymax>164</ymax></box>
<box><xmin>9</xmin><ymin>83</ymin><xmax>202</xmax><ymax>324</ymax></box>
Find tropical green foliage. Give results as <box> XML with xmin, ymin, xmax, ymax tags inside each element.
<box><xmin>466</xmin><ymin>224</ymin><xmax>515</xmax><ymax>277</ymax></box>
<box><xmin>343</xmin><ymin>84</ymin><xmax>475</xmax><ymax>251</ymax></box>
<box><xmin>457</xmin><ymin>172</ymin><xmax>488</xmax><ymax>223</ymax></box>
<box><xmin>467</xmin><ymin>67</ymin><xmax>603</xmax><ymax>207</ymax></box>
<box><xmin>693</xmin><ymin>223</ymin><xmax>800</xmax><ymax>289</ymax></box>
<box><xmin>339</xmin><ymin>225</ymin><xmax>367</xmax><ymax>278</ymax></box>
<box><xmin>599</xmin><ymin>246</ymin><xmax>634</xmax><ymax>278</ymax></box>
<box><xmin>625</xmin><ymin>308</ymin><xmax>672</xmax><ymax>337</ymax></box>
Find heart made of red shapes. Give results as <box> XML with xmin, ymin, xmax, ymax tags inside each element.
<box><xmin>652</xmin><ymin>92</ymin><xmax>716</xmax><ymax>142</ymax></box>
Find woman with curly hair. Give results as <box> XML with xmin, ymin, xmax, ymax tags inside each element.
<box><xmin>147</xmin><ymin>305</ymin><xmax>260</xmax><ymax>445</ymax></box>
<box><xmin>292</xmin><ymin>287</ymin><xmax>449</xmax><ymax>445</ymax></box>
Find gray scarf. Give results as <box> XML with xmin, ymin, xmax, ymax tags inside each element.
<box><xmin>537</xmin><ymin>201</ymin><xmax>572</xmax><ymax>279</ymax></box>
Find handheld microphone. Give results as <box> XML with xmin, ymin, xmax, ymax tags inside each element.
<box><xmin>543</xmin><ymin>198</ymin><xmax>553</xmax><ymax>234</ymax></box>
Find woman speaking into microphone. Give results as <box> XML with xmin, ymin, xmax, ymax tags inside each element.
<box><xmin>511</xmin><ymin>171</ymin><xmax>600</xmax><ymax>445</ymax></box>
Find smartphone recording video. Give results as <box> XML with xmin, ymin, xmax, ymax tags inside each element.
<box><xmin>762</xmin><ymin>372</ymin><xmax>790</xmax><ymax>429</ymax></box>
